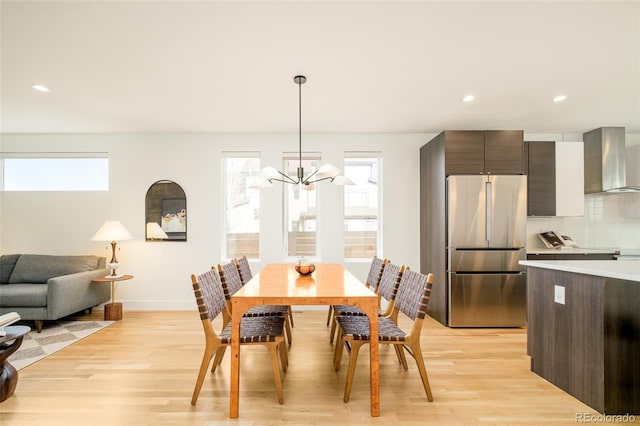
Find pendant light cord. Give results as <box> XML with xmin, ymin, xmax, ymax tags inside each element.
<box><xmin>298</xmin><ymin>77</ymin><xmax>302</xmax><ymax>178</ymax></box>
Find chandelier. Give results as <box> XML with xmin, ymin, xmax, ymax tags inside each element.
<box><xmin>250</xmin><ymin>75</ymin><xmax>353</xmax><ymax>191</ymax></box>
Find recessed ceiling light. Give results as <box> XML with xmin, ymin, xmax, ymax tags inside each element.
<box><xmin>552</xmin><ymin>95</ymin><xmax>567</xmax><ymax>102</ymax></box>
<box><xmin>462</xmin><ymin>95</ymin><xmax>475</xmax><ymax>102</ymax></box>
<box><xmin>32</xmin><ymin>84</ymin><xmax>50</xmax><ymax>92</ymax></box>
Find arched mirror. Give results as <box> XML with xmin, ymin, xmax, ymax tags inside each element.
<box><xmin>145</xmin><ymin>180</ymin><xmax>187</xmax><ymax>241</ymax></box>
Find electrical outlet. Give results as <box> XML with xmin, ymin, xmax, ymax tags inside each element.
<box><xmin>554</xmin><ymin>285</ymin><xmax>565</xmax><ymax>305</ymax></box>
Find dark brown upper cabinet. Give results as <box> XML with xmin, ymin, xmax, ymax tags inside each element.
<box><xmin>444</xmin><ymin>130</ymin><xmax>524</xmax><ymax>175</ymax></box>
<box><xmin>524</xmin><ymin>141</ymin><xmax>584</xmax><ymax>217</ymax></box>
<box><xmin>525</xmin><ymin>141</ymin><xmax>556</xmax><ymax>216</ymax></box>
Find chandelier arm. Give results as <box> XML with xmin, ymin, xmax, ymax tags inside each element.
<box><xmin>304</xmin><ymin>175</ymin><xmax>335</xmax><ymax>185</ymax></box>
<box><xmin>270</xmin><ymin>173</ymin><xmax>300</xmax><ymax>184</ymax></box>
<box><xmin>301</xmin><ymin>168</ymin><xmax>319</xmax><ymax>184</ymax></box>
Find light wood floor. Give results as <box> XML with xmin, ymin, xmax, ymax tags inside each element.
<box><xmin>1</xmin><ymin>310</ymin><xmax>613</xmax><ymax>425</ymax></box>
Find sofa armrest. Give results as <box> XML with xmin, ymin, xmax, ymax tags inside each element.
<box><xmin>47</xmin><ymin>268</ymin><xmax>111</xmax><ymax>319</ymax></box>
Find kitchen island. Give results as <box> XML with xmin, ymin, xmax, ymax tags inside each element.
<box><xmin>520</xmin><ymin>260</ymin><xmax>640</xmax><ymax>415</ymax></box>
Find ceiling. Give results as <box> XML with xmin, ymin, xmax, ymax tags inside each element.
<box><xmin>1</xmin><ymin>1</ymin><xmax>639</xmax><ymax>135</ymax></box>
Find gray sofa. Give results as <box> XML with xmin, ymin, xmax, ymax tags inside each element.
<box><xmin>0</xmin><ymin>254</ymin><xmax>110</xmax><ymax>332</ymax></box>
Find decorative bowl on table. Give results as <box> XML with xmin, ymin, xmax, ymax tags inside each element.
<box><xmin>295</xmin><ymin>260</ymin><xmax>315</xmax><ymax>276</ymax></box>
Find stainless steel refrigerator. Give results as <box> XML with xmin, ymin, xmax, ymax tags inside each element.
<box><xmin>447</xmin><ymin>175</ymin><xmax>527</xmax><ymax>327</ymax></box>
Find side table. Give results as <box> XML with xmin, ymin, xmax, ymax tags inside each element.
<box><xmin>1</xmin><ymin>325</ymin><xmax>31</xmax><ymax>402</ymax></box>
<box><xmin>91</xmin><ymin>274</ymin><xmax>134</xmax><ymax>321</ymax></box>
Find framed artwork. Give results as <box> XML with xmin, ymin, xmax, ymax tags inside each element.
<box><xmin>161</xmin><ymin>198</ymin><xmax>186</xmax><ymax>239</ymax></box>
<box><xmin>145</xmin><ymin>180</ymin><xmax>187</xmax><ymax>242</ymax></box>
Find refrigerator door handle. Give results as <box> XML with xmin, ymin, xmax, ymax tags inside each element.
<box><xmin>485</xmin><ymin>180</ymin><xmax>492</xmax><ymax>242</ymax></box>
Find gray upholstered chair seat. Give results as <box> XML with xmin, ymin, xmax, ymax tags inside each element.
<box><xmin>219</xmin><ymin>316</ymin><xmax>285</xmax><ymax>344</ymax></box>
<box><xmin>336</xmin><ymin>315</ymin><xmax>407</xmax><ymax>342</ymax></box>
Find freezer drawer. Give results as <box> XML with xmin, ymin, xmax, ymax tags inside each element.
<box><xmin>449</xmin><ymin>248</ymin><xmax>526</xmax><ymax>272</ymax></box>
<box><xmin>448</xmin><ymin>272</ymin><xmax>526</xmax><ymax>327</ymax></box>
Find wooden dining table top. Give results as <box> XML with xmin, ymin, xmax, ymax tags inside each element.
<box><xmin>233</xmin><ymin>262</ymin><xmax>377</xmax><ymax>304</ymax></box>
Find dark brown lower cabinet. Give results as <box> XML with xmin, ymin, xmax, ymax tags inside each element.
<box><xmin>527</xmin><ymin>267</ymin><xmax>640</xmax><ymax>414</ymax></box>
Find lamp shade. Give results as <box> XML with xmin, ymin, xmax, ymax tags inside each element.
<box><xmin>259</xmin><ymin>167</ymin><xmax>282</xmax><ymax>179</ymax></box>
<box><xmin>249</xmin><ymin>176</ymin><xmax>274</xmax><ymax>189</ymax></box>
<box><xmin>91</xmin><ymin>221</ymin><xmax>134</xmax><ymax>242</ymax></box>
<box><xmin>331</xmin><ymin>175</ymin><xmax>355</xmax><ymax>186</ymax></box>
<box><xmin>316</xmin><ymin>164</ymin><xmax>341</xmax><ymax>179</ymax></box>
<box><xmin>146</xmin><ymin>222</ymin><xmax>168</xmax><ymax>239</ymax></box>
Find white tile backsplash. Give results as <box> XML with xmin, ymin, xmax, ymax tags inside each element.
<box><xmin>527</xmin><ymin>193</ymin><xmax>640</xmax><ymax>250</ymax></box>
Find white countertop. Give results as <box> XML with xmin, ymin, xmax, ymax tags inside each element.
<box><xmin>526</xmin><ymin>248</ymin><xmax>617</xmax><ymax>255</ymax></box>
<box><xmin>519</xmin><ymin>260</ymin><xmax>640</xmax><ymax>281</ymax></box>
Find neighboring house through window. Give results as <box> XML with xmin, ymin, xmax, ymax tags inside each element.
<box><xmin>223</xmin><ymin>153</ymin><xmax>261</xmax><ymax>260</ymax></box>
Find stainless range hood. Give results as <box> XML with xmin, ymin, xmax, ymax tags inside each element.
<box><xmin>583</xmin><ymin>127</ymin><xmax>640</xmax><ymax>193</ymax></box>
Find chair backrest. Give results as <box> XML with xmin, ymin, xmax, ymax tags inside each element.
<box><xmin>218</xmin><ymin>262</ymin><xmax>244</xmax><ymax>300</ymax></box>
<box><xmin>235</xmin><ymin>255</ymin><xmax>253</xmax><ymax>285</ymax></box>
<box><xmin>365</xmin><ymin>256</ymin><xmax>387</xmax><ymax>289</ymax></box>
<box><xmin>376</xmin><ymin>263</ymin><xmax>404</xmax><ymax>302</ymax></box>
<box><xmin>393</xmin><ymin>269</ymin><xmax>435</xmax><ymax>321</ymax></box>
<box><xmin>191</xmin><ymin>269</ymin><xmax>227</xmax><ymax>321</ymax></box>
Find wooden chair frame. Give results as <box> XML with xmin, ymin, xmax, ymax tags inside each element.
<box><xmin>333</xmin><ymin>270</ymin><xmax>435</xmax><ymax>403</ymax></box>
<box><xmin>190</xmin><ymin>270</ymin><xmax>288</xmax><ymax>406</ymax></box>
<box><xmin>328</xmin><ymin>261</ymin><xmax>400</xmax><ymax>344</ymax></box>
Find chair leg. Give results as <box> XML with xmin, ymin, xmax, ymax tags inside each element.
<box><xmin>288</xmin><ymin>306</ymin><xmax>295</xmax><ymax>328</ymax></box>
<box><xmin>333</xmin><ymin>324</ymin><xmax>345</xmax><ymax>370</ymax></box>
<box><xmin>284</xmin><ymin>315</ymin><xmax>293</xmax><ymax>346</ymax></box>
<box><xmin>326</xmin><ymin>305</ymin><xmax>333</xmax><ymax>326</ymax></box>
<box><xmin>329</xmin><ymin>314</ymin><xmax>339</xmax><ymax>344</ymax></box>
<box><xmin>268</xmin><ymin>343</ymin><xmax>285</xmax><ymax>404</ymax></box>
<box><xmin>211</xmin><ymin>346</ymin><xmax>226</xmax><ymax>373</ymax></box>
<box><xmin>191</xmin><ymin>345</ymin><xmax>216</xmax><ymax>405</ymax></box>
<box><xmin>279</xmin><ymin>340</ymin><xmax>288</xmax><ymax>372</ymax></box>
<box><xmin>394</xmin><ymin>344</ymin><xmax>408</xmax><ymax>370</ymax></box>
<box><xmin>343</xmin><ymin>339</ymin><xmax>365</xmax><ymax>403</ymax></box>
<box><xmin>412</xmin><ymin>343</ymin><xmax>434</xmax><ymax>402</ymax></box>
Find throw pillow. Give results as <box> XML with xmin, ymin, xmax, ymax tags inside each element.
<box><xmin>0</xmin><ymin>254</ymin><xmax>21</xmax><ymax>284</ymax></box>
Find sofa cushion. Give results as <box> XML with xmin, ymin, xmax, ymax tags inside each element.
<box><xmin>1</xmin><ymin>254</ymin><xmax>21</xmax><ymax>284</ymax></box>
<box><xmin>0</xmin><ymin>283</ymin><xmax>47</xmax><ymax>307</ymax></box>
<box><xmin>8</xmin><ymin>254</ymin><xmax>100</xmax><ymax>284</ymax></box>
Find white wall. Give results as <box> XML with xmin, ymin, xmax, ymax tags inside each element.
<box><xmin>0</xmin><ymin>132</ymin><xmax>428</xmax><ymax>310</ymax></box>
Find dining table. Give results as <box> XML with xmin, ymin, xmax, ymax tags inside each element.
<box><xmin>229</xmin><ymin>262</ymin><xmax>380</xmax><ymax>418</ymax></box>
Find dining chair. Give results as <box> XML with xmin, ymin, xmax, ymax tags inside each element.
<box><xmin>326</xmin><ymin>256</ymin><xmax>387</xmax><ymax>333</ymax></box>
<box><xmin>328</xmin><ymin>262</ymin><xmax>403</xmax><ymax>344</ymax></box>
<box><xmin>234</xmin><ymin>255</ymin><xmax>254</xmax><ymax>285</ymax></box>
<box><xmin>234</xmin><ymin>255</ymin><xmax>295</xmax><ymax>329</ymax></box>
<box><xmin>219</xmin><ymin>262</ymin><xmax>293</xmax><ymax>345</ymax></box>
<box><xmin>333</xmin><ymin>269</ymin><xmax>436</xmax><ymax>403</ymax></box>
<box><xmin>189</xmin><ymin>268</ymin><xmax>288</xmax><ymax>405</ymax></box>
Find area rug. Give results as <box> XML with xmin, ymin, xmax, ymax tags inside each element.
<box><xmin>7</xmin><ymin>320</ymin><xmax>114</xmax><ymax>370</ymax></box>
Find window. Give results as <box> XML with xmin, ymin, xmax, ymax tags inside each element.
<box><xmin>223</xmin><ymin>154</ymin><xmax>261</xmax><ymax>259</ymax></box>
<box><xmin>344</xmin><ymin>155</ymin><xmax>381</xmax><ymax>259</ymax></box>
<box><xmin>285</xmin><ymin>156</ymin><xmax>318</xmax><ymax>258</ymax></box>
<box><xmin>2</xmin><ymin>156</ymin><xmax>108</xmax><ymax>191</ymax></box>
